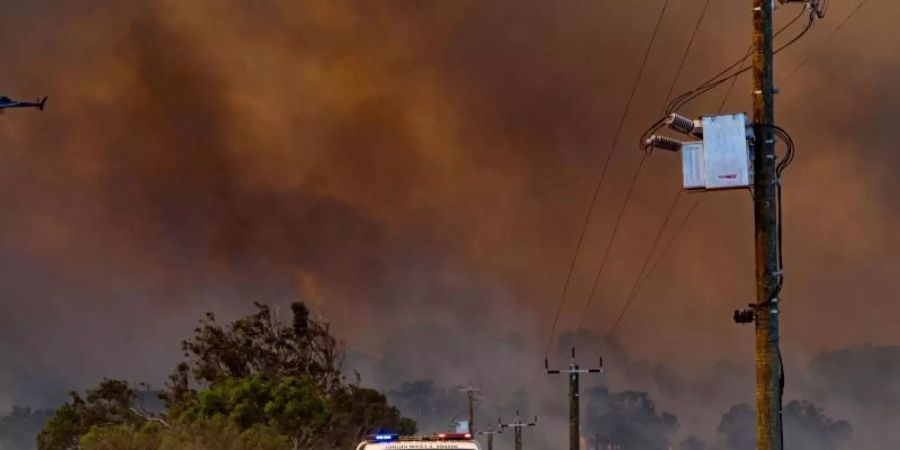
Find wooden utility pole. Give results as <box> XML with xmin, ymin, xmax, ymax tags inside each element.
<box><xmin>751</xmin><ymin>0</ymin><xmax>783</xmax><ymax>448</ymax></box>
<box><xmin>467</xmin><ymin>390</ymin><xmax>476</xmax><ymax>433</ymax></box>
<box><xmin>477</xmin><ymin>429</ymin><xmax>501</xmax><ymax>450</ymax></box>
<box><xmin>498</xmin><ymin>412</ymin><xmax>537</xmax><ymax>450</ymax></box>
<box><xmin>546</xmin><ymin>348</ymin><xmax>603</xmax><ymax>450</ymax></box>
<box><xmin>459</xmin><ymin>386</ymin><xmax>480</xmax><ymax>433</ymax></box>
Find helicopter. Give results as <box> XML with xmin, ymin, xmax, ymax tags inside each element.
<box><xmin>0</xmin><ymin>95</ymin><xmax>47</xmax><ymax>113</ymax></box>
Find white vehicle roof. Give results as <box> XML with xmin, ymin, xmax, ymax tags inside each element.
<box><xmin>357</xmin><ymin>442</ymin><xmax>479</xmax><ymax>450</ymax></box>
<box><xmin>356</xmin><ymin>434</ymin><xmax>480</xmax><ymax>450</ymax></box>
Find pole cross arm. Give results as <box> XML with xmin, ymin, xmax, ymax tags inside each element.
<box><xmin>498</xmin><ymin>412</ymin><xmax>538</xmax><ymax>428</ymax></box>
<box><xmin>545</xmin><ymin>348</ymin><xmax>604</xmax><ymax>374</ymax></box>
<box><xmin>556</xmin><ymin>368</ymin><xmax>603</xmax><ymax>374</ymax></box>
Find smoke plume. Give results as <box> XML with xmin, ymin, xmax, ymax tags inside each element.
<box><xmin>0</xmin><ymin>0</ymin><xmax>897</xmax><ymax>448</ymax></box>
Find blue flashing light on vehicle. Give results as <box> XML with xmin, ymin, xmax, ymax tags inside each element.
<box><xmin>372</xmin><ymin>433</ymin><xmax>399</xmax><ymax>442</ymax></box>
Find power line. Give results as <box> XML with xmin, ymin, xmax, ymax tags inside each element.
<box><xmin>628</xmin><ymin>0</ymin><xmax>714</xmax><ymax>311</ymax></box>
<box><xmin>541</xmin><ymin>0</ymin><xmax>674</xmax><ymax>358</ymax></box>
<box><xmin>577</xmin><ymin>0</ymin><xmax>709</xmax><ymax>331</ymax></box>
<box><xmin>609</xmin><ymin>194</ymin><xmax>701</xmax><ymax>334</ymax></box>
<box><xmin>776</xmin><ymin>10</ymin><xmax>817</xmax><ymax>52</ymax></box>
<box><xmin>661</xmin><ymin>4</ymin><xmax>813</xmax><ymax>123</ymax></box>
<box><xmin>576</xmin><ymin>149</ymin><xmax>648</xmax><ymax>331</ymax></box>
<box><xmin>781</xmin><ymin>0</ymin><xmax>872</xmax><ymax>84</ymax></box>
<box><xmin>608</xmin><ymin>190</ymin><xmax>681</xmax><ymax>333</ymax></box>
<box><xmin>663</xmin><ymin>0</ymin><xmax>713</xmax><ymax>106</ymax></box>
<box><xmin>717</xmin><ymin>57</ymin><xmax>746</xmax><ymax>113</ymax></box>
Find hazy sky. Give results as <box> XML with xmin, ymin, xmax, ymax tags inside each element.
<box><xmin>0</xmin><ymin>2</ymin><xmax>896</xmax><ymax>442</ymax></box>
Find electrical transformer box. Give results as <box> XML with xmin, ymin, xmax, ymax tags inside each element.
<box><xmin>702</xmin><ymin>114</ymin><xmax>751</xmax><ymax>189</ymax></box>
<box><xmin>680</xmin><ymin>113</ymin><xmax>751</xmax><ymax>190</ymax></box>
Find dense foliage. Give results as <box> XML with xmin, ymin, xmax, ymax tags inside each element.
<box><xmin>37</xmin><ymin>302</ymin><xmax>415</xmax><ymax>450</ymax></box>
<box><xmin>79</xmin><ymin>417</ymin><xmax>289</xmax><ymax>450</ymax></box>
<box><xmin>585</xmin><ymin>387</ymin><xmax>679</xmax><ymax>450</ymax></box>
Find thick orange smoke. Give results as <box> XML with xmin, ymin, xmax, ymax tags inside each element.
<box><xmin>0</xmin><ymin>1</ymin><xmax>896</xmax><ymax>445</ymax></box>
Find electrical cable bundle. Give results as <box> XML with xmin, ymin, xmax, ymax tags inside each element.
<box><xmin>770</xmin><ymin>124</ymin><xmax>794</xmax><ymax>297</ymax></box>
<box><xmin>639</xmin><ymin>4</ymin><xmax>818</xmax><ymax>152</ymax></box>
<box><xmin>782</xmin><ymin>0</ymin><xmax>869</xmax><ymax>84</ymax></box>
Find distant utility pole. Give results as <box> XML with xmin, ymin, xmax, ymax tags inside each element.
<box><xmin>476</xmin><ymin>429</ymin><xmax>502</xmax><ymax>450</ymax></box>
<box><xmin>546</xmin><ymin>348</ymin><xmax>603</xmax><ymax>450</ymax></box>
<box><xmin>751</xmin><ymin>0</ymin><xmax>782</xmax><ymax>448</ymax></box>
<box><xmin>459</xmin><ymin>385</ymin><xmax>481</xmax><ymax>433</ymax></box>
<box><xmin>588</xmin><ymin>433</ymin><xmax>602</xmax><ymax>450</ymax></box>
<box><xmin>498</xmin><ymin>411</ymin><xmax>537</xmax><ymax>450</ymax></box>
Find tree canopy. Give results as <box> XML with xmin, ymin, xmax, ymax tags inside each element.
<box><xmin>585</xmin><ymin>387</ymin><xmax>679</xmax><ymax>450</ymax></box>
<box><xmin>38</xmin><ymin>302</ymin><xmax>415</xmax><ymax>450</ymax></box>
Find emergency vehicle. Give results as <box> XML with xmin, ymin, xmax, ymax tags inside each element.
<box><xmin>355</xmin><ymin>433</ymin><xmax>480</xmax><ymax>450</ymax></box>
